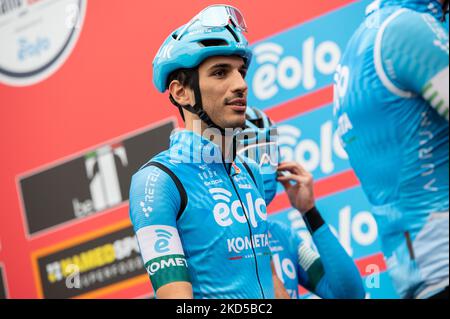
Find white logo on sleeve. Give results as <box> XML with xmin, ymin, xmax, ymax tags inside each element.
<box><xmin>136</xmin><ymin>225</ymin><xmax>184</xmax><ymax>263</ymax></box>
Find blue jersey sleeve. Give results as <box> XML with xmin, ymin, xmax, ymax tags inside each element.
<box><xmin>309</xmin><ymin>224</ymin><xmax>365</xmax><ymax>299</ymax></box>
<box><xmin>129</xmin><ymin>164</ymin><xmax>191</xmax><ymax>292</ymax></box>
<box><xmin>378</xmin><ymin>9</ymin><xmax>449</xmax><ymax>118</ymax></box>
<box><xmin>286</xmin><ymin>226</ymin><xmax>325</xmax><ymax>293</ymax></box>
<box><xmin>269</xmin><ymin>218</ymin><xmax>364</xmax><ymax>299</ymax></box>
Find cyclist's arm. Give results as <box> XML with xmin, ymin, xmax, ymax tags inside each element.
<box><xmin>377</xmin><ymin>10</ymin><xmax>449</xmax><ymax>120</ymax></box>
<box><xmin>156</xmin><ymin>282</ymin><xmax>193</xmax><ymax>299</ymax></box>
<box><xmin>276</xmin><ymin>162</ymin><xmax>364</xmax><ymax>299</ymax></box>
<box><xmin>298</xmin><ymin>208</ymin><xmax>365</xmax><ymax>299</ymax></box>
<box><xmin>129</xmin><ymin>164</ymin><xmax>192</xmax><ymax>299</ymax></box>
<box><xmin>293</xmin><ymin>208</ymin><xmax>365</xmax><ymax>299</ymax></box>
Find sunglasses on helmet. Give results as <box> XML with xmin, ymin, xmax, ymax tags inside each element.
<box><xmin>176</xmin><ymin>4</ymin><xmax>248</xmax><ymax>41</ymax></box>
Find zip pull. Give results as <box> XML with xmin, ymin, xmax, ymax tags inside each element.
<box><xmin>231</xmin><ymin>162</ymin><xmax>241</xmax><ymax>177</ymax></box>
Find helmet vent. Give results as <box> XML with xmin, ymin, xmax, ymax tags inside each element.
<box><xmin>225</xmin><ymin>25</ymin><xmax>240</xmax><ymax>42</ymax></box>
<box><xmin>198</xmin><ymin>39</ymin><xmax>229</xmax><ymax>47</ymax></box>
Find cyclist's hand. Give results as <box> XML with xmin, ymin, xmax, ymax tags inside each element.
<box><xmin>276</xmin><ymin>162</ymin><xmax>315</xmax><ymax>214</ymax></box>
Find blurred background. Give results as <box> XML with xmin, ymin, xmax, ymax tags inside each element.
<box><xmin>0</xmin><ymin>0</ymin><xmax>423</xmax><ymax>298</ymax></box>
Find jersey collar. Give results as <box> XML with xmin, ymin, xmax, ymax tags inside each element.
<box><xmin>169</xmin><ymin>129</ymin><xmax>237</xmax><ymax>164</ymax></box>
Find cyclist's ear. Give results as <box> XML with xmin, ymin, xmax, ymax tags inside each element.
<box><xmin>169</xmin><ymin>80</ymin><xmax>195</xmax><ymax>107</ymax></box>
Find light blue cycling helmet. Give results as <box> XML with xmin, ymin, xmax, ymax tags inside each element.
<box><xmin>153</xmin><ymin>13</ymin><xmax>253</xmax><ymax>93</ymax></box>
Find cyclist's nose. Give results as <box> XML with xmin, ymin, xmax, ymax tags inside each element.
<box><xmin>230</xmin><ymin>70</ymin><xmax>248</xmax><ymax>95</ymax></box>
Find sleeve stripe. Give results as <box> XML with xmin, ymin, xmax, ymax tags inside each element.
<box><xmin>427</xmin><ymin>91</ymin><xmax>439</xmax><ymax>104</ymax></box>
<box><xmin>306</xmin><ymin>259</ymin><xmax>325</xmax><ymax>291</ymax></box>
<box><xmin>298</xmin><ymin>243</ymin><xmax>320</xmax><ymax>271</ymax></box>
<box><xmin>435</xmin><ymin>100</ymin><xmax>445</xmax><ymax>112</ymax></box>
<box><xmin>422</xmin><ymin>82</ymin><xmax>433</xmax><ymax>94</ymax></box>
<box><xmin>144</xmin><ymin>254</ymin><xmax>190</xmax><ymax>291</ymax></box>
<box><xmin>442</xmin><ymin>108</ymin><xmax>449</xmax><ymax>120</ymax></box>
<box><xmin>425</xmin><ymin>67</ymin><xmax>449</xmax><ymax>120</ymax></box>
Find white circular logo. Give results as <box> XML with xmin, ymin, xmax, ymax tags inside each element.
<box><xmin>0</xmin><ymin>0</ymin><xmax>87</xmax><ymax>86</ymax></box>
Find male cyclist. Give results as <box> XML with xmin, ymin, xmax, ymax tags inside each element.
<box><xmin>333</xmin><ymin>0</ymin><xmax>449</xmax><ymax>298</ymax></box>
<box><xmin>130</xmin><ymin>4</ymin><xmax>364</xmax><ymax>299</ymax></box>
<box><xmin>129</xmin><ymin>5</ymin><xmax>273</xmax><ymax>299</ymax></box>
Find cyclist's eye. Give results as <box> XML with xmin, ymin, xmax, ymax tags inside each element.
<box><xmin>212</xmin><ymin>69</ymin><xmax>226</xmax><ymax>78</ymax></box>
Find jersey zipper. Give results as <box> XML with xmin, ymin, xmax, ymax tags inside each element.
<box><xmin>221</xmin><ymin>160</ymin><xmax>266</xmax><ymax>299</ymax></box>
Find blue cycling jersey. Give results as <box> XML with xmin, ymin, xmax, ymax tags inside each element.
<box><xmin>333</xmin><ymin>0</ymin><xmax>449</xmax><ymax>298</ymax></box>
<box><xmin>129</xmin><ymin>129</ymin><xmax>274</xmax><ymax>299</ymax></box>
<box><xmin>268</xmin><ymin>220</ymin><xmax>365</xmax><ymax>299</ymax></box>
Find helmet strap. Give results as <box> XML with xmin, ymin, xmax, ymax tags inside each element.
<box><xmin>170</xmin><ymin>70</ymin><xmax>241</xmax><ymax>162</ymax></box>
<box><xmin>176</xmin><ymin>69</ymin><xmax>227</xmax><ymax>135</ymax></box>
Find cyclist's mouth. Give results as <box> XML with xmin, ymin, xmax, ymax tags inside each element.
<box><xmin>226</xmin><ymin>98</ymin><xmax>247</xmax><ymax>112</ymax></box>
